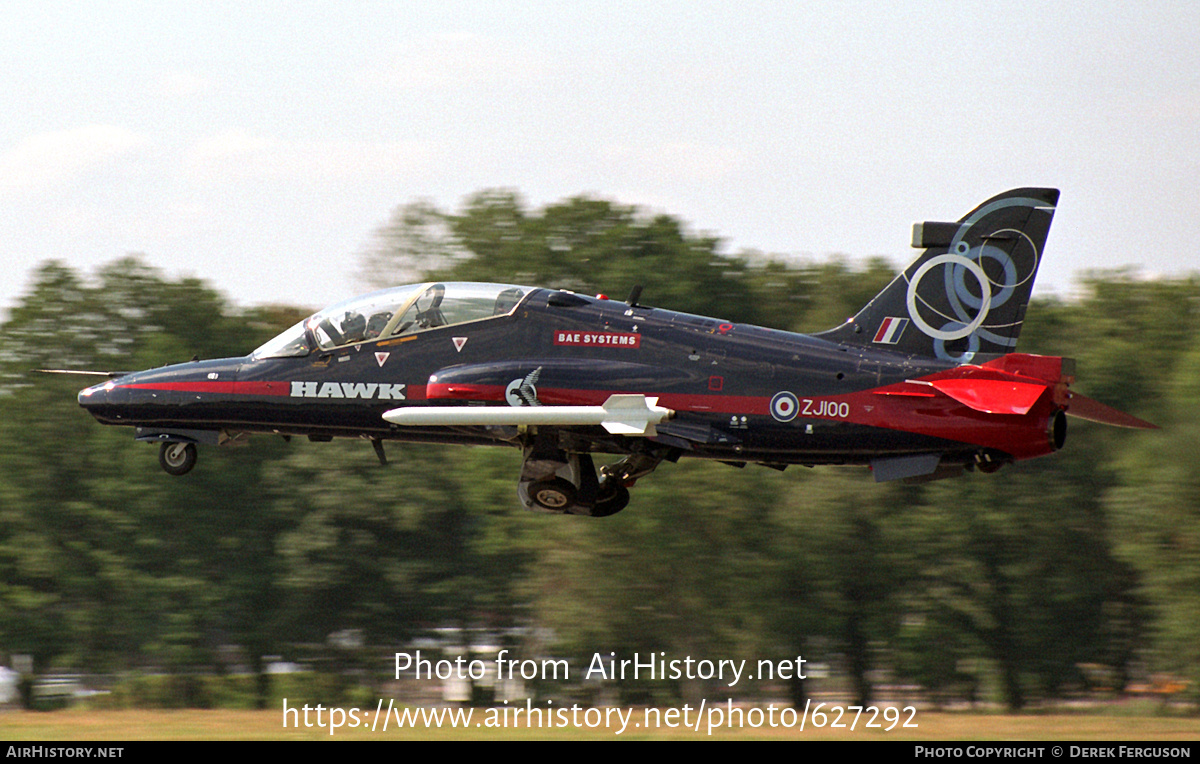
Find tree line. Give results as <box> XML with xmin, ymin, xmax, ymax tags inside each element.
<box><xmin>0</xmin><ymin>190</ymin><xmax>1196</xmax><ymax>711</ymax></box>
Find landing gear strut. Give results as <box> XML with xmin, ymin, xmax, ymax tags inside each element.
<box><xmin>158</xmin><ymin>441</ymin><xmax>197</xmax><ymax>476</ymax></box>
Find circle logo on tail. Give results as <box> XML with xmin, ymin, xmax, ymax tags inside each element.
<box><xmin>906</xmin><ymin>252</ymin><xmax>993</xmax><ymax>341</ymax></box>
<box><xmin>770</xmin><ymin>391</ymin><xmax>799</xmax><ymax>422</ymax></box>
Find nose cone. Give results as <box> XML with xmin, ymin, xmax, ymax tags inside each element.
<box><xmin>79</xmin><ymin>377</ymin><xmax>130</xmax><ymax>424</ymax></box>
<box><xmin>78</xmin><ymin>380</ymin><xmax>112</xmax><ymax>406</ymax></box>
<box><xmin>77</xmin><ymin>358</ymin><xmax>244</xmax><ymax>426</ymax></box>
<box><xmin>78</xmin><ymin>379</ymin><xmax>118</xmax><ymax>421</ymax></box>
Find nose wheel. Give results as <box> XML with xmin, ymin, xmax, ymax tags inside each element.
<box><xmin>158</xmin><ymin>442</ymin><xmax>198</xmax><ymax>476</ymax></box>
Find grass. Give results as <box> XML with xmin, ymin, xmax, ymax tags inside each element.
<box><xmin>0</xmin><ymin>708</ymin><xmax>1197</xmax><ymax>741</ymax></box>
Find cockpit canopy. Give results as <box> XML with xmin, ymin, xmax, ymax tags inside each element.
<box><xmin>252</xmin><ymin>282</ymin><xmax>532</xmax><ymax>359</ymax></box>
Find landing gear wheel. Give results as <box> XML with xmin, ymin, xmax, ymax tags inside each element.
<box><xmin>159</xmin><ymin>442</ymin><xmax>197</xmax><ymax>476</ymax></box>
<box><xmin>528</xmin><ymin>477</ymin><xmax>576</xmax><ymax>511</ymax></box>
<box><xmin>590</xmin><ymin>483</ymin><xmax>630</xmax><ymax>517</ymax></box>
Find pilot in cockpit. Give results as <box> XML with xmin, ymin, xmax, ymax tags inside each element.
<box><xmin>339</xmin><ymin>311</ymin><xmax>367</xmax><ymax>344</ymax></box>
<box><xmin>494</xmin><ymin>287</ymin><xmax>525</xmax><ymax>315</ymax></box>
<box><xmin>366</xmin><ymin>312</ymin><xmax>392</xmax><ymax>339</ymax></box>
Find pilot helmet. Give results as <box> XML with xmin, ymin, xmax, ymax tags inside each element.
<box><xmin>340</xmin><ymin>311</ymin><xmax>367</xmax><ymax>343</ymax></box>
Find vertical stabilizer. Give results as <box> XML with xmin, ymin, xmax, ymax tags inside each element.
<box><xmin>817</xmin><ymin>188</ymin><xmax>1058</xmax><ymax>362</ymax></box>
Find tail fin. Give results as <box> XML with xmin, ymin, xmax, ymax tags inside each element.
<box><xmin>817</xmin><ymin>188</ymin><xmax>1059</xmax><ymax>362</ymax></box>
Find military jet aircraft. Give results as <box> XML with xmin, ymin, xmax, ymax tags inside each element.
<box><xmin>70</xmin><ymin>188</ymin><xmax>1153</xmax><ymax>516</ymax></box>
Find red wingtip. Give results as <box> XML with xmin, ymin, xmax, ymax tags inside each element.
<box><xmin>1064</xmin><ymin>393</ymin><xmax>1158</xmax><ymax>430</ymax></box>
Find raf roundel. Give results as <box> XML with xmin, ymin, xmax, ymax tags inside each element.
<box><xmin>770</xmin><ymin>391</ymin><xmax>800</xmax><ymax>422</ymax></box>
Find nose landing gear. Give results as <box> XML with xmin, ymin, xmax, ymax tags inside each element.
<box><xmin>158</xmin><ymin>441</ymin><xmax>198</xmax><ymax>476</ymax></box>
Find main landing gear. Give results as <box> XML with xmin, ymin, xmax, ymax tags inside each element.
<box><xmin>517</xmin><ymin>430</ymin><xmax>662</xmax><ymax>517</ymax></box>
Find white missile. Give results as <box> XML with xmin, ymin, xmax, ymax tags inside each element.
<box><xmin>382</xmin><ymin>394</ymin><xmax>675</xmax><ymax>436</ymax></box>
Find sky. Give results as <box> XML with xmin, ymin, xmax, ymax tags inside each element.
<box><xmin>1</xmin><ymin>1</ymin><xmax>1198</xmax><ymax>320</ymax></box>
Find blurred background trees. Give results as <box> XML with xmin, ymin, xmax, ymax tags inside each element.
<box><xmin>0</xmin><ymin>191</ymin><xmax>1194</xmax><ymax>710</ymax></box>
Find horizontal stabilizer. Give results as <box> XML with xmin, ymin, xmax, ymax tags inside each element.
<box><xmin>382</xmin><ymin>394</ymin><xmax>675</xmax><ymax>436</ymax></box>
<box><xmin>1065</xmin><ymin>394</ymin><xmax>1157</xmax><ymax>430</ymax></box>
<box><xmin>926</xmin><ymin>378</ymin><xmax>1047</xmax><ymax>415</ymax></box>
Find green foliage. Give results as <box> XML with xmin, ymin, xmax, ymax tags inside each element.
<box><xmin>533</xmin><ymin>461</ymin><xmax>777</xmax><ymax>648</ymax></box>
<box><xmin>0</xmin><ymin>258</ymin><xmax>303</xmax><ymax>684</ymax></box>
<box><xmin>768</xmin><ymin>469</ymin><xmax>924</xmax><ymax>705</ymax></box>
<box><xmin>1106</xmin><ymin>335</ymin><xmax>1200</xmax><ymax>701</ymax></box>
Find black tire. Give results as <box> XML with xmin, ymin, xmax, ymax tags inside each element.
<box><xmin>977</xmin><ymin>460</ymin><xmax>1004</xmax><ymax>474</ymax></box>
<box><xmin>590</xmin><ymin>483</ymin><xmax>630</xmax><ymax>517</ymax></box>
<box><xmin>528</xmin><ymin>477</ymin><xmax>576</xmax><ymax>511</ymax></box>
<box><xmin>159</xmin><ymin>442</ymin><xmax>197</xmax><ymax>476</ymax></box>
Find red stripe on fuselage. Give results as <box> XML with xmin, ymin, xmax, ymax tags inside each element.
<box><xmin>118</xmin><ymin>381</ymin><xmax>290</xmax><ymax>395</ymax></box>
<box><xmin>118</xmin><ymin>380</ymin><xmax>430</xmax><ymax>399</ymax></box>
<box><xmin>424</xmin><ymin>382</ymin><xmax>769</xmax><ymax>415</ymax></box>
